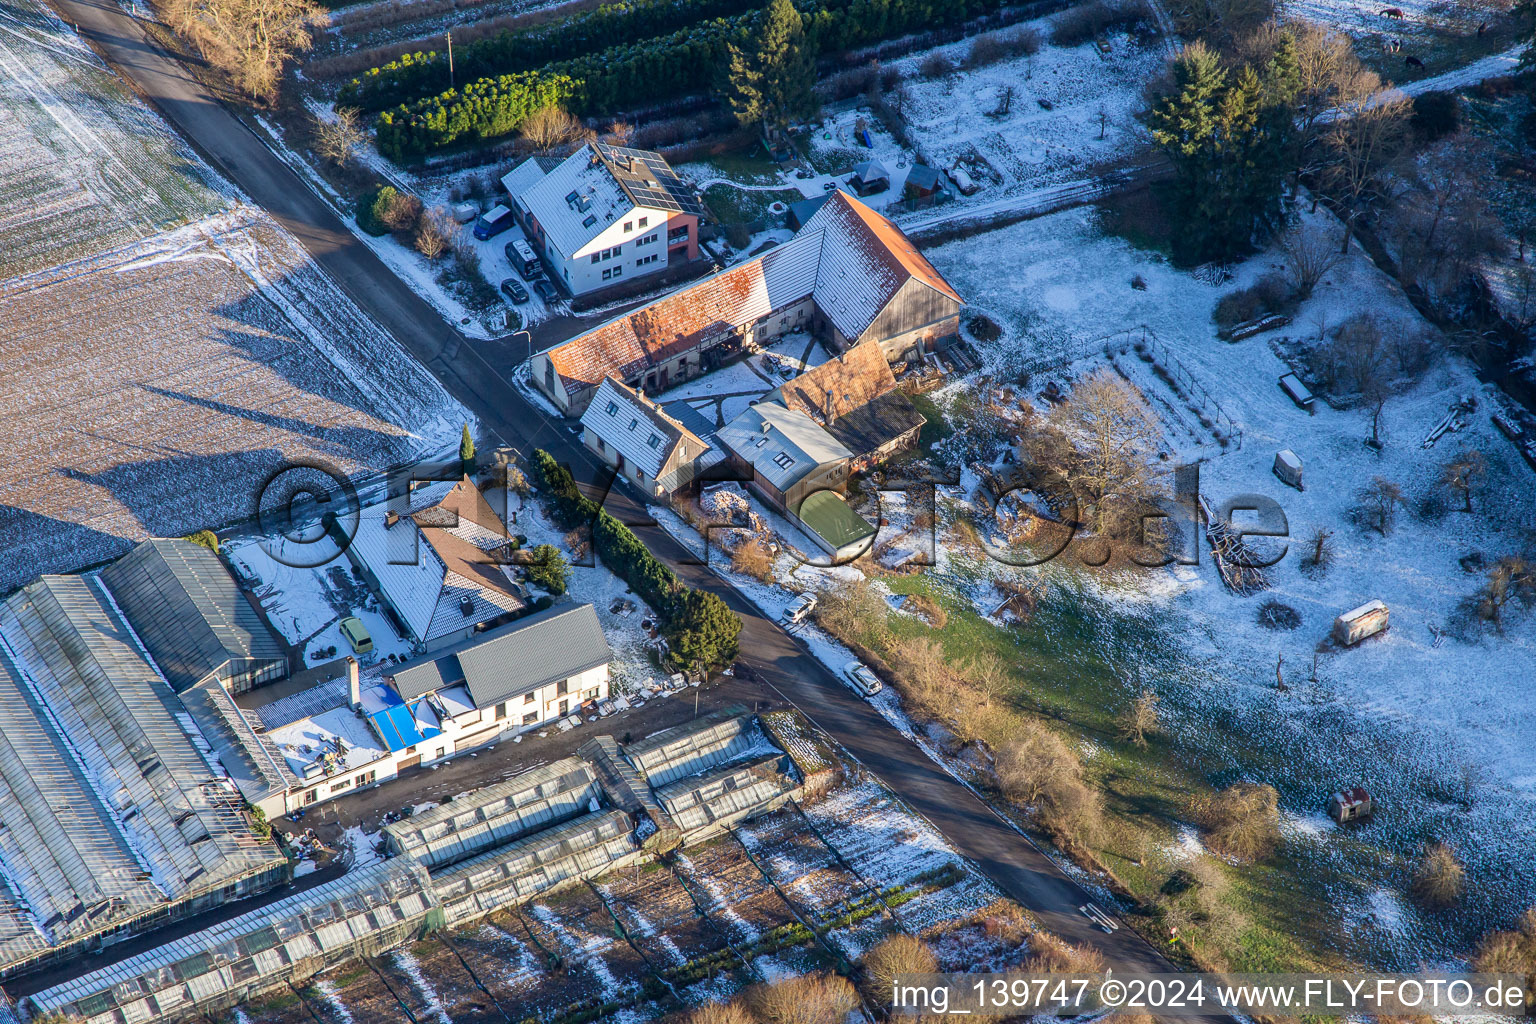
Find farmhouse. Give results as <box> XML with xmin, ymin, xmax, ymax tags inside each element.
<box><xmin>0</xmin><ymin>576</ymin><xmax>286</xmax><ymax>981</ymax></box>
<box><xmin>101</xmin><ymin>537</ymin><xmax>288</xmax><ymax>694</ymax></box>
<box><xmin>769</xmin><ymin>341</ymin><xmax>926</xmax><ymax>471</ymax></box>
<box><xmin>344</xmin><ymin>476</ymin><xmax>527</xmax><ymax>653</ymax></box>
<box><xmin>531</xmin><ymin>190</ymin><xmax>963</xmax><ymax>416</ymax></box>
<box><xmin>579</xmin><ymin>376</ymin><xmax>724</xmax><ymax>500</ymax></box>
<box><xmin>502</xmin><ymin>141</ymin><xmax>705</xmax><ymax>297</ymax></box>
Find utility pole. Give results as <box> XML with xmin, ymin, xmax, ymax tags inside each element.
<box><xmin>446</xmin><ymin>31</ymin><xmax>455</xmax><ymax>89</ymax></box>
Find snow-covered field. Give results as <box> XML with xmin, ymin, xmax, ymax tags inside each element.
<box><xmin>0</xmin><ymin>0</ymin><xmax>227</xmax><ymax>278</ymax></box>
<box><xmin>892</xmin><ymin>26</ymin><xmax>1162</xmax><ymax>197</ymax></box>
<box><xmin>0</xmin><ymin>3</ymin><xmax>470</xmax><ymax>593</ymax></box>
<box><xmin>0</xmin><ymin>207</ymin><xmax>467</xmax><ymax>590</ymax></box>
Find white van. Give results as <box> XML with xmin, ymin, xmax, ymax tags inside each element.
<box><xmin>509</xmin><ymin>237</ymin><xmax>539</xmax><ymax>277</ymax></box>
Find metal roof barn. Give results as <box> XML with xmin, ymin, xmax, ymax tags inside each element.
<box><xmin>101</xmin><ymin>538</ymin><xmax>286</xmax><ymax>694</ymax></box>
<box><xmin>383</xmin><ymin>757</ymin><xmax>602</xmax><ymax>869</ymax></box>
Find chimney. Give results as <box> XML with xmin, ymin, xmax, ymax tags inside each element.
<box><xmin>346</xmin><ymin>657</ymin><xmax>361</xmax><ymax>710</ymax></box>
<box><xmin>824</xmin><ymin>389</ymin><xmax>836</xmax><ymax>425</ymax></box>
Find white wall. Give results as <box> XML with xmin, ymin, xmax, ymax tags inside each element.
<box><xmin>555</xmin><ymin>205</ymin><xmax>675</xmax><ymax>296</ymax></box>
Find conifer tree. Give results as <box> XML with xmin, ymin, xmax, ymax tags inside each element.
<box><xmin>460</xmin><ymin>424</ymin><xmax>476</xmax><ymax>473</ymax></box>
<box><xmin>725</xmin><ymin>0</ymin><xmax>816</xmax><ymax>130</ymax></box>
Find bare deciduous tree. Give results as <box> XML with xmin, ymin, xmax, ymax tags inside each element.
<box><xmin>1323</xmin><ymin>70</ymin><xmax>1411</xmax><ymax>252</ymax></box>
<box><xmin>1116</xmin><ymin>690</ymin><xmax>1161</xmax><ymax>748</ymax></box>
<box><xmin>313</xmin><ymin>106</ymin><xmax>364</xmax><ymax>168</ymax></box>
<box><xmin>1441</xmin><ymin>449</ymin><xmax>1487</xmax><ymax>513</ymax></box>
<box><xmin>1281</xmin><ymin>223</ymin><xmax>1344</xmax><ymax>298</ymax></box>
<box><xmin>1030</xmin><ymin>370</ymin><xmax>1161</xmax><ymax>539</ymax></box>
<box><xmin>414</xmin><ymin>206</ymin><xmax>453</xmax><ymax>260</ymax></box>
<box><xmin>1190</xmin><ymin>782</ymin><xmax>1280</xmax><ymax>863</ymax></box>
<box><xmin>1359</xmin><ymin>476</ymin><xmax>1403</xmax><ymax>535</ymax></box>
<box><xmin>519</xmin><ymin>105</ymin><xmax>589</xmax><ymax>155</ymax></box>
<box><xmin>746</xmin><ymin>973</ymin><xmax>861</xmax><ymax>1024</ymax></box>
<box><xmin>1302</xmin><ymin>525</ymin><xmax>1335</xmax><ymax>568</ymax></box>
<box><xmin>1476</xmin><ymin>556</ymin><xmax>1535</xmax><ymax>632</ymax></box>
<box><xmin>1412</xmin><ymin>842</ymin><xmax>1465</xmax><ymax>908</ymax></box>
<box><xmin>163</xmin><ymin>0</ymin><xmax>328</xmax><ymax>99</ymax></box>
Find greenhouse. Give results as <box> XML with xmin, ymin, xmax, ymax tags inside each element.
<box><xmin>382</xmin><ymin>756</ymin><xmax>603</xmax><ymax>869</ymax></box>
<box><xmin>430</xmin><ymin>809</ymin><xmax>639</xmax><ymax>926</ymax></box>
<box><xmin>25</xmin><ymin>859</ymin><xmax>438</xmax><ymax>1024</ymax></box>
<box><xmin>623</xmin><ymin>705</ymin><xmax>763</xmax><ymax>787</ymax></box>
<box><xmin>655</xmin><ymin>754</ymin><xmax>800</xmax><ymax>839</ymax></box>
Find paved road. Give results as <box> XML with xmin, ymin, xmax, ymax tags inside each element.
<box><xmin>54</xmin><ymin>0</ymin><xmax>1191</xmax><ymax>986</ymax></box>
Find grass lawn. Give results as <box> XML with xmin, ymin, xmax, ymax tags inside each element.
<box><xmin>863</xmin><ymin>565</ymin><xmax>1363</xmax><ymax>973</ymax></box>
<box><xmin>703</xmin><ymin>184</ymin><xmax>804</xmax><ymax>226</ymax></box>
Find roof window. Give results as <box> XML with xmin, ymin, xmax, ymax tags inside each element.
<box><xmin>582</xmin><ymin>214</ymin><xmax>598</xmax><ymax>228</ymax></box>
<box><xmin>772</xmin><ymin>452</ymin><xmax>795</xmax><ymax>469</ymax></box>
<box><xmin>647</xmin><ymin>435</ymin><xmax>661</xmax><ymax>448</ymax></box>
<box><xmin>605</xmin><ymin>400</ymin><xmax>618</xmax><ymax>415</ymax></box>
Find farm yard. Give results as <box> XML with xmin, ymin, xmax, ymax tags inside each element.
<box><xmin>648</xmin><ymin>194</ymin><xmax>1536</xmax><ymax>977</ymax></box>
<box><xmin>221</xmin><ymin>773</ymin><xmax>1031</xmax><ymax>1024</ymax></box>
<box><xmin>0</xmin><ymin>0</ymin><xmax>226</xmax><ymax>278</ymax></box>
<box><xmin>0</xmin><ymin>206</ymin><xmax>467</xmax><ymax>591</ymax></box>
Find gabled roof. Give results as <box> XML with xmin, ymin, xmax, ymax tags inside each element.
<box><xmin>822</xmin><ymin>389</ymin><xmax>926</xmax><ymax>460</ymax></box>
<box><xmin>543</xmin><ymin>191</ymin><xmax>961</xmax><ymax>397</ymax></box>
<box><xmin>718</xmin><ymin>402</ymin><xmax>851</xmax><ymax>493</ymax></box>
<box><xmin>580</xmin><ymin>376</ymin><xmax>706</xmax><ymax>480</ymax></box>
<box><xmin>773</xmin><ymin>342</ymin><xmax>897</xmax><ymax>427</ymax></box>
<box><xmin>547</xmin><ymin>230</ymin><xmax>823</xmax><ymax>396</ymax></box>
<box><xmin>388</xmin><ymin>603</ymin><xmax>611</xmax><ymax>710</ymax></box>
<box><xmin>801</xmin><ymin>189</ymin><xmax>963</xmax><ymax>339</ymax></box>
<box><xmin>346</xmin><ymin>477</ymin><xmax>525</xmax><ymax>644</ymax></box>
<box><xmin>100</xmin><ymin>538</ymin><xmax>285</xmax><ymax>692</ymax></box>
<box><xmin>797</xmin><ymin>490</ymin><xmax>877</xmax><ymax>553</ymax></box>
<box><xmin>853</xmin><ymin>159</ymin><xmax>890</xmax><ymax>183</ymax></box>
<box><xmin>519</xmin><ymin>141</ymin><xmax>702</xmax><ymax>258</ymax></box>
<box><xmin>500</xmin><ymin>156</ymin><xmax>553</xmax><ymax>204</ymax></box>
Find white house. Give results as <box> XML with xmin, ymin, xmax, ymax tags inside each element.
<box><xmin>501</xmin><ymin>141</ymin><xmax>704</xmax><ymax>297</ymax></box>
<box><xmin>579</xmin><ymin>376</ymin><xmax>722</xmax><ymax>500</ymax></box>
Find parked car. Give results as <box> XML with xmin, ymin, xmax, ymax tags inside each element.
<box><xmin>338</xmin><ymin>616</ymin><xmax>373</xmax><ymax>654</ymax></box>
<box><xmin>505</xmin><ymin>237</ymin><xmax>540</xmax><ymax>277</ymax></box>
<box><xmin>782</xmin><ymin>592</ymin><xmax>817</xmax><ymax>625</ymax></box>
<box><xmin>842</xmin><ymin>660</ymin><xmax>883</xmax><ymax>697</ymax></box>
<box><xmin>500</xmin><ymin>277</ymin><xmax>529</xmax><ymax>304</ymax></box>
<box><xmin>473</xmin><ymin>204</ymin><xmax>515</xmax><ymax>240</ymax></box>
<box><xmin>533</xmin><ymin>278</ymin><xmax>560</xmax><ymax>303</ymax></box>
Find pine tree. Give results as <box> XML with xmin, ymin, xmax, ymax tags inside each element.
<box><xmin>1148</xmin><ymin>42</ymin><xmax>1292</xmax><ymax>262</ymax></box>
<box><xmin>725</xmin><ymin>0</ymin><xmax>816</xmax><ymax>130</ymax></box>
<box><xmin>460</xmin><ymin>424</ymin><xmax>476</xmax><ymax>472</ymax></box>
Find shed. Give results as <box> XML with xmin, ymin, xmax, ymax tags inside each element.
<box><xmin>796</xmin><ymin>490</ymin><xmax>877</xmax><ymax>562</ymax></box>
<box><xmin>1278</xmin><ymin>372</ymin><xmax>1315</xmax><ymax>410</ymax></box>
<box><xmin>1333</xmin><ymin>600</ymin><xmax>1388</xmax><ymax>646</ymax></box>
<box><xmin>1327</xmin><ymin>786</ymin><xmax>1373</xmax><ymax>823</ymax></box>
<box><xmin>850</xmin><ymin>159</ymin><xmax>890</xmax><ymax>197</ymax></box>
<box><xmin>904</xmin><ymin>164</ymin><xmax>948</xmax><ymax>200</ymax></box>
<box><xmin>1273</xmin><ymin>449</ymin><xmax>1303</xmax><ymax>490</ymax></box>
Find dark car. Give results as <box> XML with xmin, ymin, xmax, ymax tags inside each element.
<box><xmin>500</xmin><ymin>277</ymin><xmax>529</xmax><ymax>304</ymax></box>
<box><xmin>533</xmin><ymin>279</ymin><xmax>559</xmax><ymax>303</ymax></box>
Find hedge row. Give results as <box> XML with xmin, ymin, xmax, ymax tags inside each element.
<box><xmin>531</xmin><ymin>451</ymin><xmax>741</xmax><ymax>669</ymax></box>
<box><xmin>375</xmin><ymin>70</ymin><xmax>577</xmax><ymax>161</ymax></box>
<box><xmin>372</xmin><ymin>0</ymin><xmax>1013</xmax><ymax>160</ymax></box>
<box><xmin>340</xmin><ymin>0</ymin><xmax>760</xmax><ymax>113</ymax></box>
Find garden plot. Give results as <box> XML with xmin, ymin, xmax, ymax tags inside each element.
<box><xmin>672</xmin><ymin>842</ymin><xmax>813</xmax><ymax>976</ymax></box>
<box><xmin>447</xmin><ymin>919</ymin><xmax>548</xmax><ymax>1004</ymax></box>
<box><xmin>892</xmin><ymin>26</ymin><xmax>1162</xmax><ymax>198</ymax></box>
<box><xmin>0</xmin><ymin>206</ymin><xmax>467</xmax><ymax>591</ymax></box>
<box><xmin>598</xmin><ymin>865</ymin><xmax>730</xmax><ymax>971</ymax></box>
<box><xmin>384</xmin><ymin>943</ymin><xmax>481</xmax><ymax>1023</ymax></box>
<box><xmin>306</xmin><ymin>961</ymin><xmax>410</xmax><ymax>1023</ymax></box>
<box><xmin>524</xmin><ymin>895</ymin><xmax>650</xmax><ymax>1008</ymax></box>
<box><xmin>801</xmin><ymin>782</ymin><xmax>1000</xmax><ymax>933</ymax></box>
<box><xmin>736</xmin><ymin>807</ymin><xmax>898</xmax><ymax>960</ymax></box>
<box><xmin>920</xmin><ymin>203</ymin><xmax>1536</xmax><ymax>958</ymax></box>
<box><xmin>0</xmin><ymin>0</ymin><xmax>226</xmax><ymax>278</ymax></box>
<box><xmin>235</xmin><ymin>996</ymin><xmax>314</xmax><ymax>1024</ymax></box>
